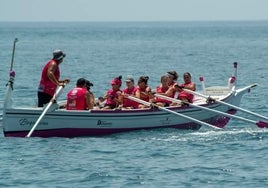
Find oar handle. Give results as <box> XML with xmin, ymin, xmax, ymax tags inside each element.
<box><xmin>127</xmin><ymin>96</ymin><xmax>152</xmax><ymax>107</ymax></box>
<box><xmin>154</xmin><ymin>94</ymin><xmax>183</xmax><ymax>104</ymax></box>
<box><xmin>53</xmin><ymin>85</ymin><xmax>65</xmax><ymax>99</ymax></box>
<box><xmin>127</xmin><ymin>95</ymin><xmax>221</xmax><ymax>130</ymax></box>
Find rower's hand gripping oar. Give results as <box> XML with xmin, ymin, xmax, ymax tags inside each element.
<box><xmin>127</xmin><ymin>95</ymin><xmax>221</xmax><ymax>130</ymax></box>
<box><xmin>154</xmin><ymin>94</ymin><xmax>268</xmax><ymax>128</ymax></box>
<box><xmin>26</xmin><ymin>83</ymin><xmax>67</xmax><ymax>138</ymax></box>
<box><xmin>182</xmin><ymin>87</ymin><xmax>268</xmax><ymax>128</ymax></box>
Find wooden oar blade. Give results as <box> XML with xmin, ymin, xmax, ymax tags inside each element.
<box><xmin>256</xmin><ymin>121</ymin><xmax>268</xmax><ymax>128</ymax></box>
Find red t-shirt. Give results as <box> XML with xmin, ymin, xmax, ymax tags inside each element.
<box><xmin>38</xmin><ymin>60</ymin><xmax>60</xmax><ymax>96</ymax></box>
<box><xmin>105</xmin><ymin>89</ymin><xmax>122</xmax><ymax>107</ymax></box>
<box><xmin>155</xmin><ymin>86</ymin><xmax>171</xmax><ymax>104</ymax></box>
<box><xmin>66</xmin><ymin>87</ymin><xmax>87</xmax><ymax>110</ymax></box>
<box><xmin>123</xmin><ymin>87</ymin><xmax>138</xmax><ymax>108</ymax></box>
<box><xmin>169</xmin><ymin>81</ymin><xmax>177</xmax><ymax>98</ymax></box>
<box><xmin>136</xmin><ymin>87</ymin><xmax>150</xmax><ymax>102</ymax></box>
<box><xmin>178</xmin><ymin>82</ymin><xmax>195</xmax><ymax>103</ymax></box>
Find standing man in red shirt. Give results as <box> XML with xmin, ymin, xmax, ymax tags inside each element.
<box><xmin>37</xmin><ymin>49</ymin><xmax>70</xmax><ymax>107</ymax></box>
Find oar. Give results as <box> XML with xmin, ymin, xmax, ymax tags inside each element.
<box><xmin>26</xmin><ymin>85</ymin><xmax>66</xmax><ymax>137</ymax></box>
<box><xmin>182</xmin><ymin>86</ymin><xmax>268</xmax><ymax>123</ymax></box>
<box><xmin>154</xmin><ymin>94</ymin><xmax>268</xmax><ymax>128</ymax></box>
<box><xmin>127</xmin><ymin>96</ymin><xmax>221</xmax><ymax>130</ymax></box>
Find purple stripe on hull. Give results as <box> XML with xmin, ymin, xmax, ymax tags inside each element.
<box><xmin>4</xmin><ymin>123</ymin><xmax>202</xmax><ymax>138</ymax></box>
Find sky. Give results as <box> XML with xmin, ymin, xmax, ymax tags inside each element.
<box><xmin>1</xmin><ymin>0</ymin><xmax>268</xmax><ymax>22</ymax></box>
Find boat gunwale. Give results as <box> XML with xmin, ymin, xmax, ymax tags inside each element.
<box><xmin>3</xmin><ymin>93</ymin><xmax>233</xmax><ymax>118</ymax></box>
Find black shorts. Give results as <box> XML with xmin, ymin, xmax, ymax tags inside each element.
<box><xmin>38</xmin><ymin>92</ymin><xmax>53</xmax><ymax>107</ymax></box>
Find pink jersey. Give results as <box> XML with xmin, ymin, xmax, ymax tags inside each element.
<box><xmin>169</xmin><ymin>81</ymin><xmax>177</xmax><ymax>98</ymax></box>
<box><xmin>178</xmin><ymin>82</ymin><xmax>195</xmax><ymax>103</ymax></box>
<box><xmin>105</xmin><ymin>89</ymin><xmax>122</xmax><ymax>107</ymax></box>
<box><xmin>123</xmin><ymin>87</ymin><xmax>138</xmax><ymax>108</ymax></box>
<box><xmin>155</xmin><ymin>86</ymin><xmax>171</xmax><ymax>104</ymax></box>
<box><xmin>136</xmin><ymin>87</ymin><xmax>150</xmax><ymax>102</ymax></box>
<box><xmin>66</xmin><ymin>87</ymin><xmax>87</xmax><ymax>110</ymax></box>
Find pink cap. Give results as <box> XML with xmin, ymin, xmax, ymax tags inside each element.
<box><xmin>110</xmin><ymin>78</ymin><xmax>122</xmax><ymax>86</ymax></box>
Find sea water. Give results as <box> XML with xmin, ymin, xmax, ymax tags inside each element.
<box><xmin>0</xmin><ymin>21</ymin><xmax>268</xmax><ymax>187</ymax></box>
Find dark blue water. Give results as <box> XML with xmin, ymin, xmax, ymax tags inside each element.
<box><xmin>0</xmin><ymin>21</ymin><xmax>268</xmax><ymax>187</ymax></box>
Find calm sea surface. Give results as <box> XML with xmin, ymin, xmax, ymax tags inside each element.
<box><xmin>0</xmin><ymin>21</ymin><xmax>268</xmax><ymax>187</ymax></box>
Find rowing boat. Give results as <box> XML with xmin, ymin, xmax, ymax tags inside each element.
<box><xmin>3</xmin><ymin>39</ymin><xmax>267</xmax><ymax>137</ymax></box>
<box><xmin>3</xmin><ymin>62</ymin><xmax>263</xmax><ymax>137</ymax></box>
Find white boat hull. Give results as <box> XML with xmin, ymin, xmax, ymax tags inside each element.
<box><xmin>2</xmin><ymin>87</ymin><xmax>250</xmax><ymax>137</ymax></box>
